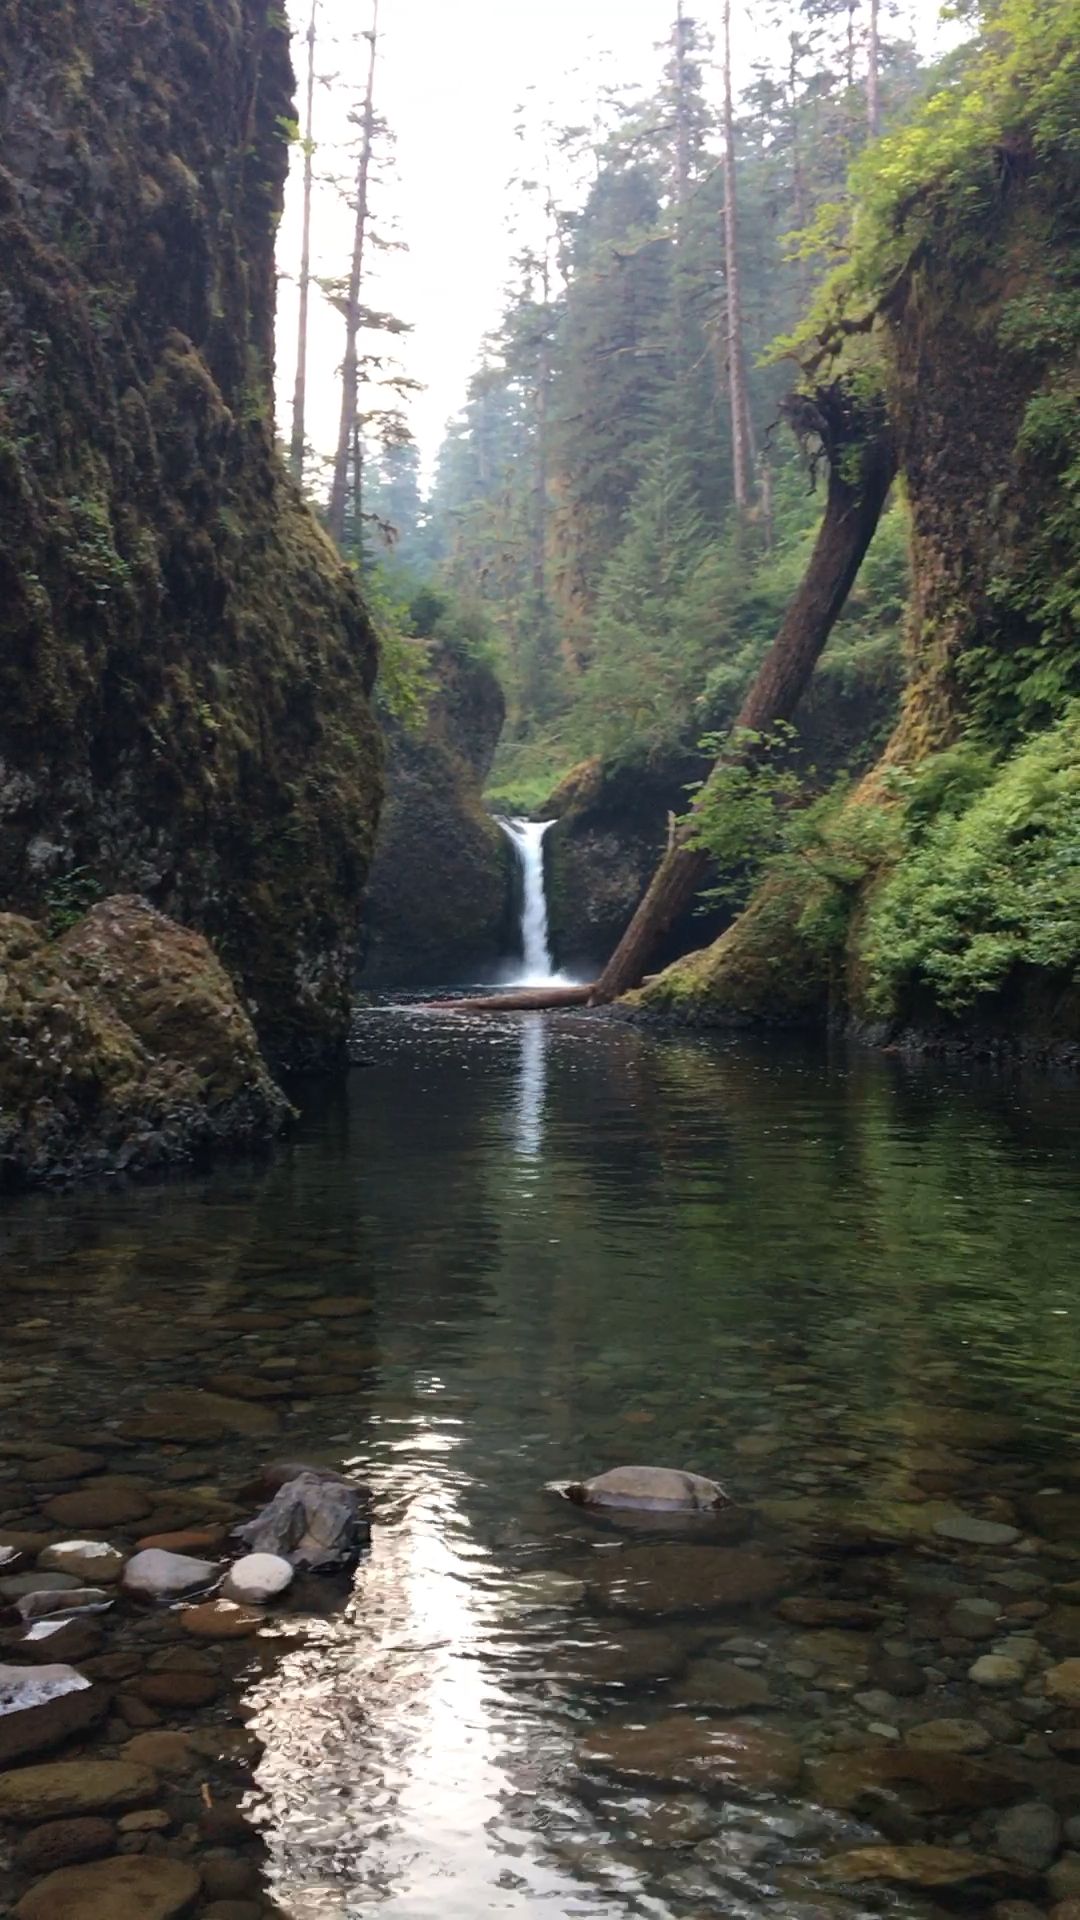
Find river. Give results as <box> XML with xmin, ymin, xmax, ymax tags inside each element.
<box><xmin>4</xmin><ymin>1013</ymin><xmax>1080</xmax><ymax>1918</ymax></box>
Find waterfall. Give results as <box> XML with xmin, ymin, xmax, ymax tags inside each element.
<box><xmin>498</xmin><ymin>817</ymin><xmax>562</xmax><ymax>987</ymax></box>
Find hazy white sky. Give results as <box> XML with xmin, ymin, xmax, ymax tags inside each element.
<box><xmin>274</xmin><ymin>0</ymin><xmax>950</xmax><ymax>482</ymax></box>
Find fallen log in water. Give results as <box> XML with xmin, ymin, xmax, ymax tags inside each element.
<box><xmin>420</xmin><ymin>984</ymin><xmax>596</xmax><ymax>1015</ymax></box>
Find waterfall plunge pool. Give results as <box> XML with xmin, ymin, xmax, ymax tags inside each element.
<box><xmin>3</xmin><ymin>1016</ymin><xmax>1080</xmax><ymax>1918</ymax></box>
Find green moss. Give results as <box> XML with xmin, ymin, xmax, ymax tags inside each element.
<box><xmin>0</xmin><ymin>0</ymin><xmax>383</xmax><ymax>1065</ymax></box>
<box><xmin>0</xmin><ymin>896</ymin><xmax>291</xmax><ymax>1187</ymax></box>
<box><xmin>636</xmin><ymin>872</ymin><xmax>831</xmax><ymax>1026</ymax></box>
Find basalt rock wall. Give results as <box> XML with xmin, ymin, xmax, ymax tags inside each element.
<box><xmin>0</xmin><ymin>0</ymin><xmax>382</xmax><ymax>1067</ymax></box>
<box><xmin>359</xmin><ymin>647</ymin><xmax>517</xmax><ymax>989</ymax></box>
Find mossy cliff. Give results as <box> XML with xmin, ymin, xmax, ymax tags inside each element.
<box><xmin>359</xmin><ymin>644</ymin><xmax>515</xmax><ymax>988</ymax></box>
<box><xmin>0</xmin><ymin>0</ymin><xmax>382</xmax><ymax>1066</ymax></box>
<box><xmin>638</xmin><ymin>2</ymin><xmax>1080</xmax><ymax>1053</ymax></box>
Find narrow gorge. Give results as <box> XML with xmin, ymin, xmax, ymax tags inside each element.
<box><xmin>2</xmin><ymin>4</ymin><xmax>1080</xmax><ymax>1920</ymax></box>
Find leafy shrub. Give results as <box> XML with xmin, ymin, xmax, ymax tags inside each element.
<box><xmin>863</xmin><ymin>711</ymin><xmax>1080</xmax><ymax>1012</ymax></box>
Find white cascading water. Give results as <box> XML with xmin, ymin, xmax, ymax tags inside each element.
<box><xmin>497</xmin><ymin>818</ymin><xmax>562</xmax><ymax>987</ymax></box>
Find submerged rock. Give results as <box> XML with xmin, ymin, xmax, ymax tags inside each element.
<box><xmin>120</xmin><ymin>1550</ymin><xmax>218</xmax><ymax>1602</ymax></box>
<box><xmin>588</xmin><ymin>1543</ymin><xmax>787</xmax><ymax>1617</ymax></box>
<box><xmin>14</xmin><ymin>1855</ymin><xmax>201</xmax><ymax>1920</ymax></box>
<box><xmin>905</xmin><ymin>1718</ymin><xmax>994</xmax><ymax>1755</ymax></box>
<box><xmin>674</xmin><ymin>1658</ymin><xmax>774</xmax><ymax>1711</ymax></box>
<box><xmin>1046</xmin><ymin>1660</ymin><xmax>1080</xmax><ymax>1706</ymax></box>
<box><xmin>578</xmin><ymin>1715</ymin><xmax>802</xmax><ymax>1795</ymax></box>
<box><xmin>38</xmin><ymin>1542</ymin><xmax>125</xmax><ymax>1586</ymax></box>
<box><xmin>565</xmin><ymin>1466</ymin><xmax>733</xmax><ymax>1513</ymax></box>
<box><xmin>233</xmin><ymin>1470</ymin><xmax>371</xmax><ymax>1573</ymax></box>
<box><xmin>179</xmin><ymin>1600</ymin><xmax>263</xmax><ymax>1641</ymax></box>
<box><xmin>810</xmin><ymin>1745</ymin><xmax>1017</xmax><ymax>1814</ymax></box>
<box><xmin>0</xmin><ymin>1664</ymin><xmax>106</xmax><ymax>1764</ymax></box>
<box><xmin>17</xmin><ymin>1588</ymin><xmax>110</xmax><ymax>1622</ymax></box>
<box><xmin>14</xmin><ymin>1818</ymin><xmax>116</xmax><ymax>1874</ymax></box>
<box><xmin>551</xmin><ymin>1626</ymin><xmax>686</xmax><ymax>1689</ymax></box>
<box><xmin>221</xmin><ymin>1553</ymin><xmax>294</xmax><ymax>1606</ymax></box>
<box><xmin>821</xmin><ymin>1844</ymin><xmax>1039</xmax><ymax>1893</ymax></box>
<box><xmin>995</xmin><ymin>1801</ymin><xmax>1062</xmax><ymax>1871</ymax></box>
<box><xmin>932</xmin><ymin>1513</ymin><xmax>1020</xmax><ymax>1547</ymax></box>
<box><xmin>0</xmin><ymin>1759</ymin><xmax>157</xmax><ymax>1823</ymax></box>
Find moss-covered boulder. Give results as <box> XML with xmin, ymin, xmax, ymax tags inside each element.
<box><xmin>360</xmin><ymin>647</ymin><xmax>515</xmax><ymax>988</ymax></box>
<box><xmin>0</xmin><ymin>896</ymin><xmax>291</xmax><ymax>1188</ymax></box>
<box><xmin>631</xmin><ymin>872</ymin><xmax>831</xmax><ymax>1028</ymax></box>
<box><xmin>0</xmin><ymin>0</ymin><xmax>382</xmax><ymax>1067</ymax></box>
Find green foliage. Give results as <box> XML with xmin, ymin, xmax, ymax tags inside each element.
<box><xmin>362</xmin><ymin>564</ymin><xmax>431</xmax><ymax>734</ymax></box>
<box><xmin>66</xmin><ymin>496</ymin><xmax>131</xmax><ymax>605</ymax></box>
<box><xmin>786</xmin><ymin>0</ymin><xmax>1080</xmax><ymax>362</ymax></box>
<box><xmin>684</xmin><ymin>727</ymin><xmax>804</xmax><ymax>907</ymax></box>
<box><xmin>863</xmin><ymin>714</ymin><xmax>1080</xmax><ymax>1013</ymax></box>
<box><xmin>45</xmin><ymin>866</ymin><xmax>103</xmax><ymax>937</ymax></box>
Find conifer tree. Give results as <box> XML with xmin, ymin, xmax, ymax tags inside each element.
<box><xmin>289</xmin><ymin>0</ymin><xmax>319</xmax><ymax>483</ymax></box>
<box><xmin>328</xmin><ymin>0</ymin><xmax>380</xmax><ymax>547</ymax></box>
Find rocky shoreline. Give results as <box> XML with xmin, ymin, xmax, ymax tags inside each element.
<box><xmin>0</xmin><ymin>1449</ymin><xmax>372</xmax><ymax>1920</ymax></box>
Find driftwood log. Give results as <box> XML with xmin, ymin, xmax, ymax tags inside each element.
<box><xmin>419</xmin><ymin>985</ymin><xmax>594</xmax><ymax>1015</ymax></box>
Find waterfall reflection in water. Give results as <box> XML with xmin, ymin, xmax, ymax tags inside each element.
<box><xmin>513</xmin><ymin>1014</ymin><xmax>548</xmax><ymax>1160</ymax></box>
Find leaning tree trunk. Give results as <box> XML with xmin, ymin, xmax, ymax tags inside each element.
<box><xmin>590</xmin><ymin>383</ymin><xmax>896</xmax><ymax>1005</ymax></box>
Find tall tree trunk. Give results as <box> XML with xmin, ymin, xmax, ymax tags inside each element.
<box><xmin>289</xmin><ymin>0</ymin><xmax>318</xmax><ymax>483</ymax></box>
<box><xmin>590</xmin><ymin>386</ymin><xmax>896</xmax><ymax>1005</ymax></box>
<box><xmin>327</xmin><ymin>0</ymin><xmax>379</xmax><ymax>549</ymax></box>
<box><xmin>789</xmin><ymin>34</ymin><xmax>809</xmax><ymax>309</ymax></box>
<box><xmin>533</xmin><ymin>244</ymin><xmax>551</xmax><ymax>607</ymax></box>
<box><xmin>867</xmin><ymin>0</ymin><xmax>881</xmax><ymax>136</ymax></box>
<box><xmin>721</xmin><ymin>0</ymin><xmax>751</xmax><ymax>513</ymax></box>
<box><xmin>674</xmin><ymin>1</ymin><xmax>691</xmax><ymax>219</ymax></box>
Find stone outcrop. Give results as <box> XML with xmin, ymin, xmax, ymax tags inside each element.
<box><xmin>359</xmin><ymin>644</ymin><xmax>515</xmax><ymax>987</ymax></box>
<box><xmin>0</xmin><ymin>896</ymin><xmax>291</xmax><ymax>1188</ymax></box>
<box><xmin>0</xmin><ymin>0</ymin><xmax>382</xmax><ymax>1066</ymax></box>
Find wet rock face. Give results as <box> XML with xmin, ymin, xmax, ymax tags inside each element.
<box><xmin>359</xmin><ymin>646</ymin><xmax>515</xmax><ymax>989</ymax></box>
<box><xmin>545</xmin><ymin>750</ymin><xmax>722</xmax><ymax>975</ymax></box>
<box><xmin>0</xmin><ymin>898</ymin><xmax>291</xmax><ymax>1188</ymax></box>
<box><xmin>0</xmin><ymin>0</ymin><xmax>382</xmax><ymax>1068</ymax></box>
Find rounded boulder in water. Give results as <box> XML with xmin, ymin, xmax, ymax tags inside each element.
<box><xmin>120</xmin><ymin>1550</ymin><xmax>218</xmax><ymax>1602</ymax></box>
<box><xmin>221</xmin><ymin>1553</ymin><xmax>294</xmax><ymax>1606</ymax></box>
<box><xmin>565</xmin><ymin>1466</ymin><xmax>734</xmax><ymax>1513</ymax></box>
